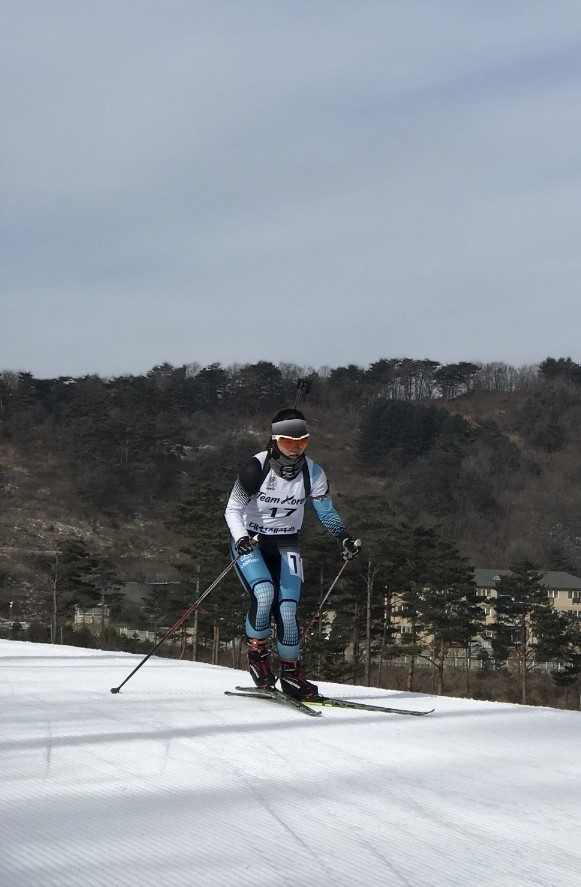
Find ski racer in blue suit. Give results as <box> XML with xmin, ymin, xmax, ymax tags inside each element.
<box><xmin>225</xmin><ymin>408</ymin><xmax>360</xmax><ymax>699</ymax></box>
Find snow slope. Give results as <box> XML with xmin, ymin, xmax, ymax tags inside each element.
<box><xmin>1</xmin><ymin>640</ymin><xmax>580</xmax><ymax>887</ymax></box>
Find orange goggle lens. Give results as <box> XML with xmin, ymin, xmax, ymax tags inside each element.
<box><xmin>276</xmin><ymin>436</ymin><xmax>310</xmax><ymax>455</ymax></box>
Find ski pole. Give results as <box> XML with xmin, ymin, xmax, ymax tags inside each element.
<box><xmin>300</xmin><ymin>541</ymin><xmax>360</xmax><ymax>641</ymax></box>
<box><xmin>111</xmin><ymin>537</ymin><xmax>258</xmax><ymax>694</ymax></box>
<box><xmin>294</xmin><ymin>377</ymin><xmax>311</xmax><ymax>409</ymax></box>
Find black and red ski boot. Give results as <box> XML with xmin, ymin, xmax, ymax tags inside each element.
<box><xmin>279</xmin><ymin>660</ymin><xmax>318</xmax><ymax>700</ymax></box>
<box><xmin>247</xmin><ymin>638</ymin><xmax>276</xmax><ymax>689</ymax></box>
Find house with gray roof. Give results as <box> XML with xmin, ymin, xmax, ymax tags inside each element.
<box><xmin>473</xmin><ymin>569</ymin><xmax>581</xmax><ymax>621</ymax></box>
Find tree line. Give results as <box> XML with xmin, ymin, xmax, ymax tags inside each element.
<box><xmin>3</xmin><ymin>354</ymin><xmax>581</xmax><ymax>708</ymax></box>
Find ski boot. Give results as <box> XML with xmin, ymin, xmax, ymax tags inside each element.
<box><xmin>279</xmin><ymin>660</ymin><xmax>318</xmax><ymax>700</ymax></box>
<box><xmin>247</xmin><ymin>638</ymin><xmax>276</xmax><ymax>690</ymax></box>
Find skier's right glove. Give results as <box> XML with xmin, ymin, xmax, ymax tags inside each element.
<box><xmin>342</xmin><ymin>537</ymin><xmax>361</xmax><ymax>561</ymax></box>
<box><xmin>235</xmin><ymin>536</ymin><xmax>254</xmax><ymax>557</ymax></box>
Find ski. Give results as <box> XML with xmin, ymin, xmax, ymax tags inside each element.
<box><xmin>229</xmin><ymin>686</ymin><xmax>434</xmax><ymax>717</ymax></box>
<box><xmin>225</xmin><ymin>686</ymin><xmax>322</xmax><ymax>717</ymax></box>
<box><xmin>306</xmin><ymin>695</ymin><xmax>434</xmax><ymax>716</ymax></box>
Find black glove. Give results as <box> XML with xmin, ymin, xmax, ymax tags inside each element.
<box><xmin>235</xmin><ymin>536</ymin><xmax>254</xmax><ymax>557</ymax></box>
<box><xmin>342</xmin><ymin>536</ymin><xmax>361</xmax><ymax>561</ymax></box>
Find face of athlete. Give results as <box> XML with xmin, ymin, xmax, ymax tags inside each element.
<box><xmin>275</xmin><ymin>436</ymin><xmax>310</xmax><ymax>459</ymax></box>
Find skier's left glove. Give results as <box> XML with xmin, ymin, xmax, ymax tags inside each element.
<box><xmin>341</xmin><ymin>537</ymin><xmax>361</xmax><ymax>561</ymax></box>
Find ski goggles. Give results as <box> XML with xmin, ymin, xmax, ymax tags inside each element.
<box><xmin>274</xmin><ymin>435</ymin><xmax>310</xmax><ymax>456</ymax></box>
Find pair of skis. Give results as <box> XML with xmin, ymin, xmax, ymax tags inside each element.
<box><xmin>225</xmin><ymin>686</ymin><xmax>434</xmax><ymax>718</ymax></box>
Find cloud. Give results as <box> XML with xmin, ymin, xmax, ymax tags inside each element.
<box><xmin>2</xmin><ymin>1</ymin><xmax>581</xmax><ymax>376</ymax></box>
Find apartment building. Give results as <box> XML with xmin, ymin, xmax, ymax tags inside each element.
<box><xmin>391</xmin><ymin>569</ymin><xmax>581</xmax><ymax>642</ymax></box>
<box><xmin>474</xmin><ymin>569</ymin><xmax>581</xmax><ymax>625</ymax></box>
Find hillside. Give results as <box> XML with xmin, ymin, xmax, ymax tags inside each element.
<box><xmin>0</xmin><ymin>440</ymin><xmax>185</xmax><ymax>589</ymax></box>
<box><xmin>3</xmin><ymin>360</ymin><xmax>581</xmax><ymax>635</ymax></box>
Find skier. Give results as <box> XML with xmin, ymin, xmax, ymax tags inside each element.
<box><xmin>225</xmin><ymin>408</ymin><xmax>360</xmax><ymax>699</ymax></box>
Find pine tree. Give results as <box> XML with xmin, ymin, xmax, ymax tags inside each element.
<box><xmin>169</xmin><ymin>483</ymin><xmax>242</xmax><ymax>663</ymax></box>
<box><xmin>415</xmin><ymin>537</ymin><xmax>482</xmax><ymax>695</ymax></box>
<box><xmin>551</xmin><ymin>618</ymin><xmax>581</xmax><ymax>710</ymax></box>
<box><xmin>492</xmin><ymin>559</ymin><xmax>562</xmax><ymax>704</ymax></box>
<box><xmin>39</xmin><ymin>538</ymin><xmax>118</xmax><ymax>644</ymax></box>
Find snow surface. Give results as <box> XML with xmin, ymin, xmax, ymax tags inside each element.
<box><xmin>1</xmin><ymin>640</ymin><xmax>580</xmax><ymax>887</ymax></box>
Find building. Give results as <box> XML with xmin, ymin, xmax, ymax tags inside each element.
<box><xmin>390</xmin><ymin>569</ymin><xmax>581</xmax><ymax>643</ymax></box>
<box><xmin>74</xmin><ymin>605</ymin><xmax>111</xmax><ymax>634</ymax></box>
<box><xmin>0</xmin><ymin>616</ymin><xmax>30</xmax><ymax>636</ymax></box>
<box><xmin>474</xmin><ymin>569</ymin><xmax>581</xmax><ymax>625</ymax></box>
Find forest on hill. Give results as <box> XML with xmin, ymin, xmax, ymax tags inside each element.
<box><xmin>2</xmin><ymin>355</ymin><xmax>581</xmax><ymax>706</ymax></box>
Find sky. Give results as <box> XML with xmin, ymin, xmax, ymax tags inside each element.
<box><xmin>3</xmin><ymin>1</ymin><xmax>581</xmax><ymax>379</ymax></box>
<box><xmin>2</xmin><ymin>639</ymin><xmax>581</xmax><ymax>887</ymax></box>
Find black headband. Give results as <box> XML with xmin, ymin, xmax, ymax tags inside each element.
<box><xmin>271</xmin><ymin>418</ymin><xmax>309</xmax><ymax>439</ymax></box>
